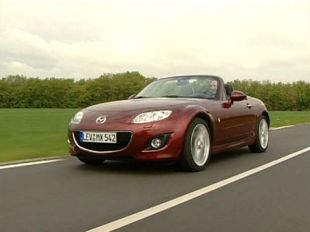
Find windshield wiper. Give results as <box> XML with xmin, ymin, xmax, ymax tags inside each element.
<box><xmin>162</xmin><ymin>95</ymin><xmax>214</xmax><ymax>99</ymax></box>
<box><xmin>135</xmin><ymin>95</ymin><xmax>188</xmax><ymax>98</ymax></box>
<box><xmin>161</xmin><ymin>95</ymin><xmax>185</xmax><ymax>98</ymax></box>
<box><xmin>134</xmin><ymin>96</ymin><xmax>149</xmax><ymax>99</ymax></box>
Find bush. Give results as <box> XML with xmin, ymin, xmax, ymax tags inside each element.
<box><xmin>0</xmin><ymin>72</ymin><xmax>154</xmax><ymax>108</ymax></box>
<box><xmin>231</xmin><ymin>79</ymin><xmax>310</xmax><ymax>110</ymax></box>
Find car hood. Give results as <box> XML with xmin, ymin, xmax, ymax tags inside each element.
<box><xmin>86</xmin><ymin>98</ymin><xmax>198</xmax><ymax>113</ymax></box>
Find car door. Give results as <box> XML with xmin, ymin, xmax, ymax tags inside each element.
<box><xmin>208</xmin><ymin>95</ymin><xmax>256</xmax><ymax>146</ymax></box>
<box><xmin>223</xmin><ymin>98</ymin><xmax>256</xmax><ymax>142</ymax></box>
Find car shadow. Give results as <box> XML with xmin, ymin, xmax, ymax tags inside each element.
<box><xmin>208</xmin><ymin>147</ymin><xmax>253</xmax><ymax>166</ymax></box>
<box><xmin>74</xmin><ymin>159</ymin><xmax>179</xmax><ymax>175</ymax></box>
<box><xmin>72</xmin><ymin>147</ymin><xmax>253</xmax><ymax>175</ymax></box>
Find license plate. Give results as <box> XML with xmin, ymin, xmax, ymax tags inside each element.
<box><xmin>80</xmin><ymin>131</ymin><xmax>117</xmax><ymax>144</ymax></box>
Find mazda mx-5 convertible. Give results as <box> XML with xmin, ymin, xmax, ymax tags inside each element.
<box><xmin>68</xmin><ymin>75</ymin><xmax>269</xmax><ymax>171</ymax></box>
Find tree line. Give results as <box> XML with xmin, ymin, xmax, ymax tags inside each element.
<box><xmin>0</xmin><ymin>72</ymin><xmax>154</xmax><ymax>108</ymax></box>
<box><xmin>0</xmin><ymin>72</ymin><xmax>309</xmax><ymax>110</ymax></box>
<box><xmin>230</xmin><ymin>79</ymin><xmax>310</xmax><ymax>111</ymax></box>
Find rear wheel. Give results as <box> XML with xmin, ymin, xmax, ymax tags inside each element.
<box><xmin>77</xmin><ymin>157</ymin><xmax>104</xmax><ymax>165</ymax></box>
<box><xmin>180</xmin><ymin>118</ymin><xmax>211</xmax><ymax>172</ymax></box>
<box><xmin>249</xmin><ymin>116</ymin><xmax>269</xmax><ymax>152</ymax></box>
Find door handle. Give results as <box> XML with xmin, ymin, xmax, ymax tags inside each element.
<box><xmin>246</xmin><ymin>103</ymin><xmax>252</xmax><ymax>109</ymax></box>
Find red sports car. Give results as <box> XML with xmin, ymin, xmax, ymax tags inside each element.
<box><xmin>68</xmin><ymin>75</ymin><xmax>269</xmax><ymax>171</ymax></box>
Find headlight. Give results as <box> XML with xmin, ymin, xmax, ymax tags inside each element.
<box><xmin>71</xmin><ymin>111</ymin><xmax>84</xmax><ymax>124</ymax></box>
<box><xmin>133</xmin><ymin>110</ymin><xmax>172</xmax><ymax>124</ymax></box>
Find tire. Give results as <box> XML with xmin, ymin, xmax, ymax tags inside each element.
<box><xmin>77</xmin><ymin>157</ymin><xmax>104</xmax><ymax>165</ymax></box>
<box><xmin>249</xmin><ymin>116</ymin><xmax>269</xmax><ymax>153</ymax></box>
<box><xmin>180</xmin><ymin>118</ymin><xmax>211</xmax><ymax>172</ymax></box>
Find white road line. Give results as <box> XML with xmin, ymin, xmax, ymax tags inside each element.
<box><xmin>87</xmin><ymin>147</ymin><xmax>310</xmax><ymax>232</ymax></box>
<box><xmin>270</xmin><ymin>125</ymin><xmax>294</xmax><ymax>130</ymax></box>
<box><xmin>0</xmin><ymin>125</ymin><xmax>297</xmax><ymax>170</ymax></box>
<box><xmin>0</xmin><ymin>159</ymin><xmax>64</xmax><ymax>170</ymax></box>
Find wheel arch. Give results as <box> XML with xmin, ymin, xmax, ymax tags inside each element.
<box><xmin>180</xmin><ymin>105</ymin><xmax>216</xmax><ymax>147</ymax></box>
<box><xmin>194</xmin><ymin>112</ymin><xmax>214</xmax><ymax>139</ymax></box>
<box><xmin>192</xmin><ymin>111</ymin><xmax>215</xmax><ymax>143</ymax></box>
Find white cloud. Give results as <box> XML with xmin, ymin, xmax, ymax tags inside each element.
<box><xmin>0</xmin><ymin>0</ymin><xmax>309</xmax><ymax>82</ymax></box>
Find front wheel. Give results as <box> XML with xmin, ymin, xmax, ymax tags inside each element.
<box><xmin>180</xmin><ymin>118</ymin><xmax>211</xmax><ymax>172</ymax></box>
<box><xmin>249</xmin><ymin>116</ymin><xmax>269</xmax><ymax>152</ymax></box>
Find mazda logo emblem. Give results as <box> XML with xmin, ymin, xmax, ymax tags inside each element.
<box><xmin>96</xmin><ymin>115</ymin><xmax>107</xmax><ymax>124</ymax></box>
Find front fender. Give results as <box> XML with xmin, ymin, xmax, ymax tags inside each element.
<box><xmin>178</xmin><ymin>105</ymin><xmax>216</xmax><ymax>140</ymax></box>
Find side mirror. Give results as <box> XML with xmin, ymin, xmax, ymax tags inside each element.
<box><xmin>230</xmin><ymin>91</ymin><xmax>247</xmax><ymax>101</ymax></box>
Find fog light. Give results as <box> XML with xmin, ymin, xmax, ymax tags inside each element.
<box><xmin>151</xmin><ymin>138</ymin><xmax>162</xmax><ymax>149</ymax></box>
<box><xmin>145</xmin><ymin>134</ymin><xmax>171</xmax><ymax>151</ymax></box>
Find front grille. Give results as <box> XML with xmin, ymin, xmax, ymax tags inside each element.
<box><xmin>73</xmin><ymin>131</ymin><xmax>132</xmax><ymax>152</ymax></box>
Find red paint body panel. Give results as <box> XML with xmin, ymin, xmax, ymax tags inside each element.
<box><xmin>68</xmin><ymin>76</ymin><xmax>269</xmax><ymax>162</ymax></box>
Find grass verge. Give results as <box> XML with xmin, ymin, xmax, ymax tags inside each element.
<box><xmin>0</xmin><ymin>109</ymin><xmax>309</xmax><ymax>163</ymax></box>
<box><xmin>0</xmin><ymin>109</ymin><xmax>77</xmax><ymax>163</ymax></box>
<box><xmin>269</xmin><ymin>111</ymin><xmax>310</xmax><ymax>127</ymax></box>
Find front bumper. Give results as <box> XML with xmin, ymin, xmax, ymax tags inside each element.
<box><xmin>68</xmin><ymin>122</ymin><xmax>185</xmax><ymax>161</ymax></box>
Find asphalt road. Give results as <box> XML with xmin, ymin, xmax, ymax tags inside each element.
<box><xmin>1</xmin><ymin>125</ymin><xmax>309</xmax><ymax>232</ymax></box>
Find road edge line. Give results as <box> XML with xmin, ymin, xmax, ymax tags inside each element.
<box><xmin>0</xmin><ymin>158</ymin><xmax>65</xmax><ymax>170</ymax></box>
<box><xmin>0</xmin><ymin>155</ymin><xmax>68</xmax><ymax>166</ymax></box>
<box><xmin>270</xmin><ymin>125</ymin><xmax>294</xmax><ymax>130</ymax></box>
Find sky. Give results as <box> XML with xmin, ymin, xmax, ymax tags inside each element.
<box><xmin>0</xmin><ymin>0</ymin><xmax>309</xmax><ymax>82</ymax></box>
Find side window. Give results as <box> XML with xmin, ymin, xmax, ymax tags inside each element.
<box><xmin>222</xmin><ymin>87</ymin><xmax>228</xmax><ymax>100</ymax></box>
<box><xmin>209</xmin><ymin>80</ymin><xmax>218</xmax><ymax>99</ymax></box>
<box><xmin>224</xmin><ymin>84</ymin><xmax>233</xmax><ymax>99</ymax></box>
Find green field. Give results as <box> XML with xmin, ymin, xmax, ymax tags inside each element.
<box><xmin>269</xmin><ymin>111</ymin><xmax>310</xmax><ymax>127</ymax></box>
<box><xmin>0</xmin><ymin>109</ymin><xmax>309</xmax><ymax>163</ymax></box>
<box><xmin>0</xmin><ymin>109</ymin><xmax>78</xmax><ymax>163</ymax></box>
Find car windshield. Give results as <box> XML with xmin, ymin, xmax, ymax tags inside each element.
<box><xmin>136</xmin><ymin>76</ymin><xmax>219</xmax><ymax>99</ymax></box>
